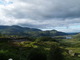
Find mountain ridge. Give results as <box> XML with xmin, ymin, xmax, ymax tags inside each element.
<box><xmin>0</xmin><ymin>25</ymin><xmax>68</xmax><ymax>37</ymax></box>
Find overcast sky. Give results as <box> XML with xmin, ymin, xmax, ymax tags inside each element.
<box><xmin>0</xmin><ymin>0</ymin><xmax>80</xmax><ymax>32</ymax></box>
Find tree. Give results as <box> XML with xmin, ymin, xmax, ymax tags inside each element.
<box><xmin>35</xmin><ymin>36</ymin><xmax>56</xmax><ymax>42</ymax></box>
<box><xmin>27</xmin><ymin>47</ymin><xmax>47</xmax><ymax>60</ymax></box>
<box><xmin>49</xmin><ymin>44</ymin><xmax>64</xmax><ymax>60</ymax></box>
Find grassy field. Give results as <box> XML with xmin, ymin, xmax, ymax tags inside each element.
<box><xmin>66</xmin><ymin>48</ymin><xmax>80</xmax><ymax>53</ymax></box>
<box><xmin>60</xmin><ymin>38</ymin><xmax>80</xmax><ymax>53</ymax></box>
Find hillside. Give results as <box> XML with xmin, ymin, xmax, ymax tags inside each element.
<box><xmin>0</xmin><ymin>25</ymin><xmax>68</xmax><ymax>37</ymax></box>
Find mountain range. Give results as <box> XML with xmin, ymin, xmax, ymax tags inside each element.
<box><xmin>0</xmin><ymin>25</ymin><xmax>68</xmax><ymax>37</ymax></box>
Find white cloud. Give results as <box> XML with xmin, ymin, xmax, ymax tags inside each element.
<box><xmin>0</xmin><ymin>0</ymin><xmax>80</xmax><ymax>32</ymax></box>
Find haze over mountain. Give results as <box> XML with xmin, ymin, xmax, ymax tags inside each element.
<box><xmin>0</xmin><ymin>25</ymin><xmax>68</xmax><ymax>37</ymax></box>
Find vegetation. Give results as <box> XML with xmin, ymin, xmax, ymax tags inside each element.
<box><xmin>0</xmin><ymin>25</ymin><xmax>68</xmax><ymax>37</ymax></box>
<box><xmin>0</xmin><ymin>30</ymin><xmax>80</xmax><ymax>60</ymax></box>
<box><xmin>0</xmin><ymin>36</ymin><xmax>65</xmax><ymax>60</ymax></box>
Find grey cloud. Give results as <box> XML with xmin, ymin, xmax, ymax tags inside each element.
<box><xmin>1</xmin><ymin>0</ymin><xmax>80</xmax><ymax>32</ymax></box>
<box><xmin>4</xmin><ymin>0</ymin><xmax>80</xmax><ymax>20</ymax></box>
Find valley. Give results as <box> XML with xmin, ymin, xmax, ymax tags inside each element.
<box><xmin>0</xmin><ymin>26</ymin><xmax>80</xmax><ymax>60</ymax></box>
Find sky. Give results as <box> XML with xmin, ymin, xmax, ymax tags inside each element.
<box><xmin>0</xmin><ymin>0</ymin><xmax>80</xmax><ymax>32</ymax></box>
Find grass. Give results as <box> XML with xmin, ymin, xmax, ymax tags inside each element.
<box><xmin>66</xmin><ymin>48</ymin><xmax>80</xmax><ymax>53</ymax></box>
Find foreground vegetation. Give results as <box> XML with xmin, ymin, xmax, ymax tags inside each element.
<box><xmin>0</xmin><ymin>35</ymin><xmax>80</xmax><ymax>60</ymax></box>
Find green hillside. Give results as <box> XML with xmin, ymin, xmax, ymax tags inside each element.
<box><xmin>0</xmin><ymin>25</ymin><xmax>68</xmax><ymax>37</ymax></box>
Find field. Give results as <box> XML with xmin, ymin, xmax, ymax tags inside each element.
<box><xmin>0</xmin><ymin>36</ymin><xmax>80</xmax><ymax>60</ymax></box>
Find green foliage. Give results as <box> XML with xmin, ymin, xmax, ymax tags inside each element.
<box><xmin>35</xmin><ymin>36</ymin><xmax>56</xmax><ymax>42</ymax></box>
<box><xmin>49</xmin><ymin>43</ymin><xmax>64</xmax><ymax>60</ymax></box>
<box><xmin>0</xmin><ymin>35</ymin><xmax>80</xmax><ymax>60</ymax></box>
<box><xmin>27</xmin><ymin>47</ymin><xmax>47</xmax><ymax>60</ymax></box>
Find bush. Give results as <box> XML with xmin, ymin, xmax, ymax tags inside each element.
<box><xmin>27</xmin><ymin>47</ymin><xmax>47</xmax><ymax>60</ymax></box>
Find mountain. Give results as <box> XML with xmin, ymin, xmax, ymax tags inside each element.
<box><xmin>67</xmin><ymin>32</ymin><xmax>79</xmax><ymax>35</ymax></box>
<box><xmin>0</xmin><ymin>25</ymin><xmax>68</xmax><ymax>37</ymax></box>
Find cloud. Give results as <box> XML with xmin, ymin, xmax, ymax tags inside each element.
<box><xmin>4</xmin><ymin>0</ymin><xmax>80</xmax><ymax>19</ymax></box>
<box><xmin>0</xmin><ymin>0</ymin><xmax>80</xmax><ymax>32</ymax></box>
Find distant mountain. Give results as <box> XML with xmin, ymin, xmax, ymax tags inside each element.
<box><xmin>0</xmin><ymin>25</ymin><xmax>68</xmax><ymax>37</ymax></box>
<box><xmin>67</xmin><ymin>32</ymin><xmax>79</xmax><ymax>35</ymax></box>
